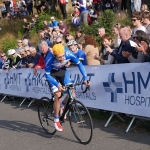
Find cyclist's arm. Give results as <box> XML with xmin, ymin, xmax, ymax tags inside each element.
<box><xmin>66</xmin><ymin>51</ymin><xmax>87</xmax><ymax>81</ymax></box>
<box><xmin>44</xmin><ymin>53</ymin><xmax>59</xmax><ymax>87</ymax></box>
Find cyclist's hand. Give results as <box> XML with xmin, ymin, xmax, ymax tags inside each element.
<box><xmin>65</xmin><ymin>61</ymin><xmax>71</xmax><ymax>68</ymax></box>
<box><xmin>57</xmin><ymin>83</ymin><xmax>65</xmax><ymax>91</ymax></box>
<box><xmin>84</xmin><ymin>80</ymin><xmax>90</xmax><ymax>87</ymax></box>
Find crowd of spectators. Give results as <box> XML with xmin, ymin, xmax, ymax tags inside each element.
<box><xmin>0</xmin><ymin>1</ymin><xmax>150</xmax><ymax>72</ymax></box>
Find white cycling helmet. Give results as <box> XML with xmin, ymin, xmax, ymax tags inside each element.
<box><xmin>67</xmin><ymin>40</ymin><xmax>77</xmax><ymax>46</ymax></box>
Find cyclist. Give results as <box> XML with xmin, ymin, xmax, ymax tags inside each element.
<box><xmin>67</xmin><ymin>40</ymin><xmax>87</xmax><ymax>65</ymax></box>
<box><xmin>41</xmin><ymin>42</ymin><xmax>89</xmax><ymax>132</ymax></box>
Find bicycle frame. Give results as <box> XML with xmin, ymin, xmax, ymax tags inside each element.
<box><xmin>59</xmin><ymin>87</ymin><xmax>74</xmax><ymax>122</ymax></box>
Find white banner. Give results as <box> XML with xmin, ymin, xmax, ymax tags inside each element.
<box><xmin>0</xmin><ymin>63</ymin><xmax>150</xmax><ymax>118</ymax></box>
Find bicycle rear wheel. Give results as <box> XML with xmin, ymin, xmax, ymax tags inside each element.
<box><xmin>69</xmin><ymin>100</ymin><xmax>93</xmax><ymax>144</ymax></box>
<box><xmin>38</xmin><ymin>97</ymin><xmax>56</xmax><ymax>135</ymax></box>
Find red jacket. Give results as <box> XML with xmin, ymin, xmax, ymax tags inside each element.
<box><xmin>34</xmin><ymin>54</ymin><xmax>44</xmax><ymax>69</ymax></box>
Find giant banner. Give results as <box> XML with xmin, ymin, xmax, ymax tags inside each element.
<box><xmin>0</xmin><ymin>63</ymin><xmax>150</xmax><ymax>118</ymax></box>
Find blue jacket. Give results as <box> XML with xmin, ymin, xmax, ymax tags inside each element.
<box><xmin>111</xmin><ymin>38</ymin><xmax>137</xmax><ymax>64</ymax></box>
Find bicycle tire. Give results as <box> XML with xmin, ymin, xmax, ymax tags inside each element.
<box><xmin>38</xmin><ymin>97</ymin><xmax>57</xmax><ymax>135</ymax></box>
<box><xmin>69</xmin><ymin>100</ymin><xmax>93</xmax><ymax>144</ymax></box>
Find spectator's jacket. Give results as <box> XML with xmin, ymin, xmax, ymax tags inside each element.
<box><xmin>78</xmin><ymin>0</ymin><xmax>88</xmax><ymax>12</ymax></box>
<box><xmin>34</xmin><ymin>48</ymin><xmax>52</xmax><ymax>69</ymax></box>
<box><xmin>12</xmin><ymin>54</ymin><xmax>21</xmax><ymax>66</ymax></box>
<box><xmin>2</xmin><ymin>57</ymin><xmax>12</xmax><ymax>69</ymax></box>
<box><xmin>50</xmin><ymin>20</ymin><xmax>59</xmax><ymax>28</ymax></box>
<box><xmin>34</xmin><ymin>53</ymin><xmax>45</xmax><ymax>69</ymax></box>
<box><xmin>31</xmin><ymin>53</ymin><xmax>41</xmax><ymax>67</ymax></box>
<box><xmin>16</xmin><ymin>57</ymin><xmax>28</xmax><ymax>68</ymax></box>
<box><xmin>111</xmin><ymin>37</ymin><xmax>138</xmax><ymax>64</ymax></box>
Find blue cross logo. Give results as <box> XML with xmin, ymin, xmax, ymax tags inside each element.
<box><xmin>103</xmin><ymin>73</ymin><xmax>123</xmax><ymax>102</ymax></box>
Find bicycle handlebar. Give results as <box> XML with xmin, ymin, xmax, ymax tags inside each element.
<box><xmin>58</xmin><ymin>81</ymin><xmax>90</xmax><ymax>99</ymax></box>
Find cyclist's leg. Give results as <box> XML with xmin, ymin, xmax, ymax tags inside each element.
<box><xmin>50</xmin><ymin>83</ymin><xmax>64</xmax><ymax>131</ymax></box>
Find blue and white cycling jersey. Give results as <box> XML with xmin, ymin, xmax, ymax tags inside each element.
<box><xmin>73</xmin><ymin>49</ymin><xmax>87</xmax><ymax>65</ymax></box>
<box><xmin>44</xmin><ymin>49</ymin><xmax>87</xmax><ymax>87</ymax></box>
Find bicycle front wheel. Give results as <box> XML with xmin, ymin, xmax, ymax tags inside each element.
<box><xmin>69</xmin><ymin>100</ymin><xmax>93</xmax><ymax>144</ymax></box>
<box><xmin>38</xmin><ymin>97</ymin><xmax>56</xmax><ymax>135</ymax></box>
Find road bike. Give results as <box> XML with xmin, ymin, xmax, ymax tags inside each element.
<box><xmin>38</xmin><ymin>81</ymin><xmax>93</xmax><ymax>144</ymax></box>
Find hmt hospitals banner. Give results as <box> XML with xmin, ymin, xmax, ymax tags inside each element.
<box><xmin>0</xmin><ymin>63</ymin><xmax>150</xmax><ymax>117</ymax></box>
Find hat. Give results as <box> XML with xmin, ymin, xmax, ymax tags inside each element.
<box><xmin>52</xmin><ymin>44</ymin><xmax>65</xmax><ymax>56</ymax></box>
<box><xmin>7</xmin><ymin>49</ymin><xmax>16</xmax><ymax>55</ymax></box>
<box><xmin>51</xmin><ymin>16</ymin><xmax>55</xmax><ymax>20</ymax></box>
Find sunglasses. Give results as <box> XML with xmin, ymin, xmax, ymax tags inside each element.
<box><xmin>20</xmin><ymin>53</ymin><xmax>25</xmax><ymax>55</ymax></box>
<box><xmin>66</xmin><ymin>35</ymin><xmax>69</xmax><ymax>37</ymax></box>
<box><xmin>1</xmin><ymin>55</ymin><xmax>5</xmax><ymax>57</ymax></box>
<box><xmin>131</xmin><ymin>19</ymin><xmax>137</xmax><ymax>22</ymax></box>
<box><xmin>18</xmin><ymin>41</ymin><xmax>22</xmax><ymax>43</ymax></box>
<box><xmin>56</xmin><ymin>41</ymin><xmax>62</xmax><ymax>44</ymax></box>
<box><xmin>25</xmin><ymin>50</ymin><xmax>30</xmax><ymax>52</ymax></box>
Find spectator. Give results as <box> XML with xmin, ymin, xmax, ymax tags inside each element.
<box><xmin>49</xmin><ymin>16</ymin><xmax>59</xmax><ymax>28</ymax></box>
<box><xmin>26</xmin><ymin>0</ymin><xmax>33</xmax><ymax>15</ymax></box>
<box><xmin>131</xmin><ymin>12</ymin><xmax>147</xmax><ymax>36</ymax></box>
<box><xmin>50</xmin><ymin>30</ymin><xmax>58</xmax><ymax>46</ymax></box>
<box><xmin>103</xmin><ymin>0</ymin><xmax>112</xmax><ymax>10</ymax></box>
<box><xmin>71</xmin><ymin>6</ymin><xmax>80</xmax><ymax>17</ymax></box>
<box><xmin>122</xmin><ymin>30</ymin><xmax>146</xmax><ymax>63</ymax></box>
<box><xmin>136</xmin><ymin>38</ymin><xmax>150</xmax><ymax>62</ymax></box>
<box><xmin>4</xmin><ymin>0</ymin><xmax>11</xmax><ymax>15</ymax></box>
<box><xmin>22</xmin><ymin>38</ymin><xmax>33</xmax><ymax>47</ymax></box>
<box><xmin>16</xmin><ymin>49</ymin><xmax>28</xmax><ymax>68</ymax></box>
<box><xmin>54</xmin><ymin>26</ymin><xmax>63</xmax><ymax>38</ymax></box>
<box><xmin>15</xmin><ymin>39</ymin><xmax>23</xmax><ymax>54</ymax></box>
<box><xmin>67</xmin><ymin>40</ymin><xmax>87</xmax><ymax>65</ymax></box>
<box><xmin>121</xmin><ymin>0</ymin><xmax>127</xmax><ymax>12</ymax></box>
<box><xmin>59</xmin><ymin>20</ymin><xmax>67</xmax><ymax>36</ymax></box>
<box><xmin>24</xmin><ymin>45</ymin><xmax>33</xmax><ymax>63</ymax></box>
<box><xmin>76</xmin><ymin>0</ymin><xmax>88</xmax><ymax>24</ymax></box>
<box><xmin>94</xmin><ymin>34</ymin><xmax>115</xmax><ymax>64</ymax></box>
<box><xmin>88</xmin><ymin>5</ymin><xmax>98</xmax><ymax>25</ymax></box>
<box><xmin>112</xmin><ymin>23</ymin><xmax>122</xmax><ymax>48</ymax></box>
<box><xmin>106</xmin><ymin>27</ymin><xmax>137</xmax><ymax>64</ymax></box>
<box><xmin>130</xmin><ymin>0</ymin><xmax>134</xmax><ymax>13</ymax></box>
<box><xmin>38</xmin><ymin>32</ymin><xmax>51</xmax><ymax>53</ymax></box>
<box><xmin>65</xmin><ymin>33</ymin><xmax>74</xmax><ymax>43</ymax></box>
<box><xmin>29</xmin><ymin>47</ymin><xmax>40</xmax><ymax>68</ymax></box>
<box><xmin>84</xmin><ymin>34</ymin><xmax>100</xmax><ymax>65</ymax></box>
<box><xmin>7</xmin><ymin>49</ymin><xmax>21</xmax><ymax>68</ymax></box>
<box><xmin>43</xmin><ymin>20</ymin><xmax>49</xmax><ymax>28</ymax></box>
<box><xmin>22</xmin><ymin>18</ymin><xmax>30</xmax><ymax>37</ymax></box>
<box><xmin>71</xmin><ymin>13</ymin><xmax>80</xmax><ymax>26</ymax></box>
<box><xmin>75</xmin><ymin>29</ymin><xmax>85</xmax><ymax>45</ymax></box>
<box><xmin>58</xmin><ymin>0</ymin><xmax>67</xmax><ymax>20</ymax></box>
<box><xmin>98</xmin><ymin>27</ymin><xmax>105</xmax><ymax>38</ymax></box>
<box><xmin>33</xmin><ymin>41</ymin><xmax>52</xmax><ymax>74</ymax></box>
<box><xmin>39</xmin><ymin>26</ymin><xmax>49</xmax><ymax>40</ymax></box>
<box><xmin>141</xmin><ymin>4</ymin><xmax>149</xmax><ymax>12</ymax></box>
<box><xmin>142</xmin><ymin>12</ymin><xmax>150</xmax><ymax>38</ymax></box>
<box><xmin>134</xmin><ymin>0</ymin><xmax>142</xmax><ymax>12</ymax></box>
<box><xmin>1</xmin><ymin>52</ymin><xmax>12</xmax><ymax>70</ymax></box>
